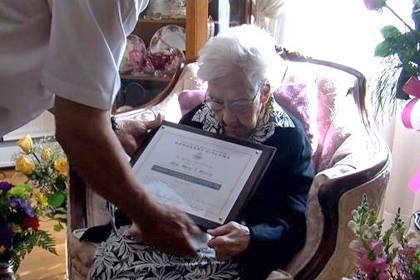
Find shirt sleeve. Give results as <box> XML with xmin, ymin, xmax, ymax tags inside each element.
<box><xmin>41</xmin><ymin>0</ymin><xmax>149</xmax><ymax>110</ymax></box>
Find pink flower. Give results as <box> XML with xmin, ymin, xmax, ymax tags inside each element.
<box><xmin>377</xmin><ymin>271</ymin><xmax>390</xmax><ymax>280</ymax></box>
<box><xmin>373</xmin><ymin>255</ymin><xmax>389</xmax><ymax>272</ymax></box>
<box><xmin>398</xmin><ymin>242</ymin><xmax>420</xmax><ymax>269</ymax></box>
<box><xmin>371</xmin><ymin>240</ymin><xmax>384</xmax><ymax>255</ymax></box>
<box><xmin>357</xmin><ymin>253</ymin><xmax>390</xmax><ymax>279</ymax></box>
<box><xmin>348</xmin><ymin>195</ymin><xmax>420</xmax><ymax>279</ymax></box>
<box><xmin>359</xmin><ymin>254</ymin><xmax>376</xmax><ymax>278</ymax></box>
<box><xmin>394</xmin><ymin>258</ymin><xmax>404</xmax><ymax>276</ymax></box>
<box><xmin>350</xmin><ymin>240</ymin><xmax>364</xmax><ymax>254</ymax></box>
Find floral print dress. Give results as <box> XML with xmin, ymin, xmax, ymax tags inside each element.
<box><xmin>89</xmin><ymin>226</ymin><xmax>240</xmax><ymax>280</ymax></box>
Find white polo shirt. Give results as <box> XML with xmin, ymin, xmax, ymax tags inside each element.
<box><xmin>0</xmin><ymin>0</ymin><xmax>149</xmax><ymax>136</ymax></box>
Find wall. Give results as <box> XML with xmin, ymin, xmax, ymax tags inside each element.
<box><xmin>0</xmin><ymin>112</ymin><xmax>55</xmax><ymax>168</ymax></box>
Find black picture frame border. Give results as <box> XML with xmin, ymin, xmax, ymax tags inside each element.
<box><xmin>130</xmin><ymin>120</ymin><xmax>276</xmax><ymax>229</ymax></box>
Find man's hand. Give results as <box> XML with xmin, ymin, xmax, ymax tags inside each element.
<box><xmin>115</xmin><ymin>113</ymin><xmax>162</xmax><ymax>156</ymax></box>
<box><xmin>207</xmin><ymin>221</ymin><xmax>250</xmax><ymax>260</ymax></box>
<box><xmin>130</xmin><ymin>201</ymin><xmax>201</xmax><ymax>257</ymax></box>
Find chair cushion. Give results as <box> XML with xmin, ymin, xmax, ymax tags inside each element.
<box><xmin>178</xmin><ymin>89</ymin><xmax>206</xmax><ymax>116</ymax></box>
<box><xmin>273</xmin><ymin>81</ymin><xmax>318</xmax><ymax>153</ymax></box>
<box><xmin>312</xmin><ymin>69</ymin><xmax>362</xmax><ymax>172</ymax></box>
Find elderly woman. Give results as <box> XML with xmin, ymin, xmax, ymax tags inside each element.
<box><xmin>89</xmin><ymin>24</ymin><xmax>313</xmax><ymax>280</ymax></box>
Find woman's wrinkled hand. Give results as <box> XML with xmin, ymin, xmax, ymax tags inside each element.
<box><xmin>207</xmin><ymin>221</ymin><xmax>250</xmax><ymax>260</ymax></box>
<box><xmin>115</xmin><ymin>113</ymin><xmax>162</xmax><ymax>156</ymax></box>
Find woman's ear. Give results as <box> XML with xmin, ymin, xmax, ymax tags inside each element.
<box><xmin>260</xmin><ymin>82</ymin><xmax>271</xmax><ymax>105</ymax></box>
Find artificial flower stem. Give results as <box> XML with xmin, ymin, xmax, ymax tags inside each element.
<box><xmin>31</xmin><ymin>152</ymin><xmax>41</xmax><ymax>164</ymax></box>
<box><xmin>384</xmin><ymin>3</ymin><xmax>415</xmax><ymax>32</ymax></box>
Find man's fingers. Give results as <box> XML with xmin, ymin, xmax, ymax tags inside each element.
<box><xmin>177</xmin><ymin>211</ymin><xmax>201</xmax><ymax>235</ymax></box>
<box><xmin>128</xmin><ymin>120</ymin><xmax>148</xmax><ymax>137</ymax></box>
<box><xmin>169</xmin><ymin>205</ymin><xmax>200</xmax><ymax>235</ymax></box>
<box><xmin>175</xmin><ymin>231</ymin><xmax>197</xmax><ymax>256</ymax></box>
<box><xmin>188</xmin><ymin>223</ymin><xmax>201</xmax><ymax>235</ymax></box>
<box><xmin>138</xmin><ymin>203</ymin><xmax>199</xmax><ymax>257</ymax></box>
<box><xmin>145</xmin><ymin>113</ymin><xmax>162</xmax><ymax>130</ymax></box>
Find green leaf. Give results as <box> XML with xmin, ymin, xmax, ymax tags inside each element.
<box><xmin>11</xmin><ymin>230</ymin><xmax>57</xmax><ymax>272</ymax></box>
<box><xmin>48</xmin><ymin>192</ymin><xmax>66</xmax><ymax>208</ymax></box>
<box><xmin>374</xmin><ymin>41</ymin><xmax>395</xmax><ymax>57</ymax></box>
<box><xmin>380</xmin><ymin>25</ymin><xmax>401</xmax><ymax>40</ymax></box>
<box><xmin>35</xmin><ymin>230</ymin><xmax>57</xmax><ymax>255</ymax></box>
<box><xmin>53</xmin><ymin>223</ymin><xmax>64</xmax><ymax>232</ymax></box>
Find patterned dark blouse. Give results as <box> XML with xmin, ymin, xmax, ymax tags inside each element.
<box><xmin>179</xmin><ymin>100</ymin><xmax>314</xmax><ymax>280</ymax></box>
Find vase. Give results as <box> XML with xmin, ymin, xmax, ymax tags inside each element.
<box><xmin>0</xmin><ymin>260</ymin><xmax>16</xmax><ymax>280</ymax></box>
<box><xmin>146</xmin><ymin>0</ymin><xmax>171</xmax><ymax>17</ymax></box>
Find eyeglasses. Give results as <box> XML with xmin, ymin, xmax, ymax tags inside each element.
<box><xmin>204</xmin><ymin>85</ymin><xmax>262</xmax><ymax>114</ymax></box>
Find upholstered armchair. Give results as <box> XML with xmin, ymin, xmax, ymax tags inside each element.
<box><xmin>67</xmin><ymin>48</ymin><xmax>391</xmax><ymax>280</ymax></box>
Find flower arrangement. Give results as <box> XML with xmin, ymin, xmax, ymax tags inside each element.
<box><xmin>14</xmin><ymin>135</ymin><xmax>69</xmax><ymax>231</ymax></box>
<box><xmin>363</xmin><ymin>0</ymin><xmax>420</xmax><ymax>115</ymax></box>
<box><xmin>0</xmin><ymin>181</ymin><xmax>56</xmax><ymax>272</ymax></box>
<box><xmin>347</xmin><ymin>195</ymin><xmax>420</xmax><ymax>279</ymax></box>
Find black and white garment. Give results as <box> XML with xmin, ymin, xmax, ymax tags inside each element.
<box><xmin>89</xmin><ymin>97</ymin><xmax>313</xmax><ymax>280</ymax></box>
<box><xmin>89</xmin><ymin>226</ymin><xmax>240</xmax><ymax>280</ymax></box>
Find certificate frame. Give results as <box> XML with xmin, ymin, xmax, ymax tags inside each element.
<box><xmin>130</xmin><ymin>121</ymin><xmax>276</xmax><ymax>229</ymax></box>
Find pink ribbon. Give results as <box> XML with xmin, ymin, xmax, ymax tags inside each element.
<box><xmin>401</xmin><ymin>98</ymin><xmax>418</xmax><ymax>129</ymax></box>
<box><xmin>401</xmin><ymin>76</ymin><xmax>420</xmax><ymax>130</ymax></box>
<box><xmin>402</xmin><ymin>77</ymin><xmax>420</xmax><ymax>192</ymax></box>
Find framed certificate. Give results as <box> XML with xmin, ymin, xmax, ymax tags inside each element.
<box><xmin>131</xmin><ymin>121</ymin><xmax>276</xmax><ymax>229</ymax></box>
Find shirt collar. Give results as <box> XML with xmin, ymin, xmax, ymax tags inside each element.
<box><xmin>191</xmin><ymin>96</ymin><xmax>295</xmax><ymax>143</ymax></box>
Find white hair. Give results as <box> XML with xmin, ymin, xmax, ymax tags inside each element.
<box><xmin>197</xmin><ymin>24</ymin><xmax>286</xmax><ymax>94</ymax></box>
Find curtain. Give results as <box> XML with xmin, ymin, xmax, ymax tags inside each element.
<box><xmin>379</xmin><ymin>106</ymin><xmax>420</xmax><ymax>228</ymax></box>
<box><xmin>218</xmin><ymin>0</ymin><xmax>230</xmax><ymax>34</ymax></box>
<box><xmin>251</xmin><ymin>0</ymin><xmax>287</xmax><ymax>44</ymax></box>
<box><xmin>281</xmin><ymin>0</ymin><xmax>419</xmax><ymax>226</ymax></box>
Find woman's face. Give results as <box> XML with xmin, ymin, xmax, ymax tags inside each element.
<box><xmin>206</xmin><ymin>72</ymin><xmax>265</xmax><ymax>139</ymax></box>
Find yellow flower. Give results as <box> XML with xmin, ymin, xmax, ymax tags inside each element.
<box><xmin>35</xmin><ymin>192</ymin><xmax>49</xmax><ymax>208</ymax></box>
<box><xmin>41</xmin><ymin>148</ymin><xmax>53</xmax><ymax>161</ymax></box>
<box><xmin>15</xmin><ymin>155</ymin><xmax>35</xmax><ymax>175</ymax></box>
<box><xmin>54</xmin><ymin>158</ymin><xmax>69</xmax><ymax>177</ymax></box>
<box><xmin>17</xmin><ymin>134</ymin><xmax>33</xmax><ymax>154</ymax></box>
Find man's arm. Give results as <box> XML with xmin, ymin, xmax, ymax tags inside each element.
<box><xmin>54</xmin><ymin>96</ymin><xmax>198</xmax><ymax>256</ymax></box>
